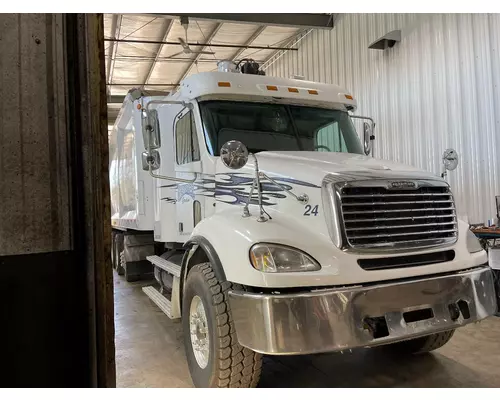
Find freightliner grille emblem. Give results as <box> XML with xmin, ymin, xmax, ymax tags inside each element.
<box><xmin>389</xmin><ymin>181</ymin><xmax>417</xmax><ymax>189</ymax></box>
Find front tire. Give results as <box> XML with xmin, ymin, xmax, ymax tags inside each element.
<box><xmin>182</xmin><ymin>263</ymin><xmax>262</xmax><ymax>388</ymax></box>
<box><xmin>385</xmin><ymin>330</ymin><xmax>455</xmax><ymax>354</ymax></box>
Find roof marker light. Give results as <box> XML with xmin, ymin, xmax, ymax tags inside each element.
<box><xmin>288</xmin><ymin>88</ymin><xmax>299</xmax><ymax>93</ymax></box>
<box><xmin>345</xmin><ymin>94</ymin><xmax>354</xmax><ymax>100</ymax></box>
<box><xmin>218</xmin><ymin>81</ymin><xmax>231</xmax><ymax>87</ymax></box>
<box><xmin>266</xmin><ymin>85</ymin><xmax>278</xmax><ymax>91</ymax></box>
<box><xmin>308</xmin><ymin>89</ymin><xmax>318</xmax><ymax>95</ymax></box>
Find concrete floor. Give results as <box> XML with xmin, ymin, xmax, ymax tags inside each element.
<box><xmin>114</xmin><ymin>271</ymin><xmax>500</xmax><ymax>388</ymax></box>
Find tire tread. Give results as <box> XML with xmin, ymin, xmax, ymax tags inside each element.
<box><xmin>189</xmin><ymin>262</ymin><xmax>262</xmax><ymax>388</ymax></box>
<box><xmin>388</xmin><ymin>330</ymin><xmax>455</xmax><ymax>354</ymax></box>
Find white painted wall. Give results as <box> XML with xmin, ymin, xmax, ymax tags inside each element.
<box><xmin>265</xmin><ymin>14</ymin><xmax>500</xmax><ymax>224</ymax></box>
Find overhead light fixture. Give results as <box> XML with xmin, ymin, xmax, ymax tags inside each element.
<box><xmin>368</xmin><ymin>30</ymin><xmax>401</xmax><ymax>50</ymax></box>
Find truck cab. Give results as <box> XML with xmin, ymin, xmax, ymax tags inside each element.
<box><xmin>109</xmin><ymin>60</ymin><xmax>499</xmax><ymax>388</ymax></box>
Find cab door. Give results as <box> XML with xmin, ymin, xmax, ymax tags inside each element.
<box><xmin>174</xmin><ymin>106</ymin><xmax>203</xmax><ymax>241</ymax></box>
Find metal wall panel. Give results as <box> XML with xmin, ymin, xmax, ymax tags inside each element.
<box><xmin>0</xmin><ymin>14</ymin><xmax>71</xmax><ymax>256</ymax></box>
<box><xmin>266</xmin><ymin>13</ymin><xmax>500</xmax><ymax>224</ymax></box>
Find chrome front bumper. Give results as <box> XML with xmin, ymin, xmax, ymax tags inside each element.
<box><xmin>228</xmin><ymin>266</ymin><xmax>498</xmax><ymax>355</ymax></box>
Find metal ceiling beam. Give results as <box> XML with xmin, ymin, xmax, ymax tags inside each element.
<box><xmin>106</xmin><ymin>14</ymin><xmax>123</xmax><ymax>85</ymax></box>
<box><xmin>177</xmin><ymin>23</ymin><xmax>222</xmax><ymax>85</ymax></box>
<box><xmin>231</xmin><ymin>25</ymin><xmax>266</xmax><ymax>61</ymax></box>
<box><xmin>113</xmin><ymin>56</ymin><xmax>266</xmax><ymax>63</ymax></box>
<box><xmin>143</xmin><ymin>18</ymin><xmax>174</xmax><ymax>87</ymax></box>
<box><xmin>155</xmin><ymin>13</ymin><xmax>335</xmax><ymax>29</ymax></box>
<box><xmin>103</xmin><ymin>38</ymin><xmax>297</xmax><ymax>52</ymax></box>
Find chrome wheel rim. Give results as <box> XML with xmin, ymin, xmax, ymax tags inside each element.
<box><xmin>189</xmin><ymin>295</ymin><xmax>210</xmax><ymax>369</ymax></box>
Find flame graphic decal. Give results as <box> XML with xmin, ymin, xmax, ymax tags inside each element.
<box><xmin>160</xmin><ymin>173</ymin><xmax>319</xmax><ymax>206</ymax></box>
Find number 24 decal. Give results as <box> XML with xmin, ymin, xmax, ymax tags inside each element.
<box><xmin>304</xmin><ymin>205</ymin><xmax>319</xmax><ymax>216</ymax></box>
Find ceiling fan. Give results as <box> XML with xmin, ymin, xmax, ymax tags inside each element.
<box><xmin>167</xmin><ymin>16</ymin><xmax>216</xmax><ymax>58</ymax></box>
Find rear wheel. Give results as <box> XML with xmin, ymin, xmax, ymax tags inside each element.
<box><xmin>385</xmin><ymin>330</ymin><xmax>455</xmax><ymax>354</ymax></box>
<box><xmin>182</xmin><ymin>263</ymin><xmax>262</xmax><ymax>388</ymax></box>
<box><xmin>113</xmin><ymin>232</ymin><xmax>125</xmax><ymax>276</ymax></box>
<box><xmin>121</xmin><ymin>250</ymin><xmax>139</xmax><ymax>282</ymax></box>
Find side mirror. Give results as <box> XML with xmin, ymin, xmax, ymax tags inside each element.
<box><xmin>220</xmin><ymin>140</ymin><xmax>249</xmax><ymax>170</ymax></box>
<box><xmin>351</xmin><ymin>115</ymin><xmax>376</xmax><ymax>156</ymax></box>
<box><xmin>141</xmin><ymin>150</ymin><xmax>160</xmax><ymax>171</ymax></box>
<box><xmin>363</xmin><ymin>122</ymin><xmax>374</xmax><ymax>156</ymax></box>
<box><xmin>442</xmin><ymin>148</ymin><xmax>459</xmax><ymax>171</ymax></box>
<box><xmin>142</xmin><ymin>109</ymin><xmax>161</xmax><ymax>150</ymax></box>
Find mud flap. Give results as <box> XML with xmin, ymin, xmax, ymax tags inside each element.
<box><xmin>490</xmin><ymin>248</ymin><xmax>500</xmax><ymax>316</ymax></box>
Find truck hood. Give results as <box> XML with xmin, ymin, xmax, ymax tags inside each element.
<box><xmin>253</xmin><ymin>151</ymin><xmax>440</xmax><ymax>184</ymax></box>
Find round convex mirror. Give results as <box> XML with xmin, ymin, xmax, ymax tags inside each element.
<box><xmin>220</xmin><ymin>140</ymin><xmax>249</xmax><ymax>170</ymax></box>
<box><xmin>442</xmin><ymin>148</ymin><xmax>459</xmax><ymax>171</ymax></box>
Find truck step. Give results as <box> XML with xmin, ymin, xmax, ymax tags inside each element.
<box><xmin>147</xmin><ymin>255</ymin><xmax>181</xmax><ymax>278</ymax></box>
<box><xmin>142</xmin><ymin>286</ymin><xmax>180</xmax><ymax>319</ymax></box>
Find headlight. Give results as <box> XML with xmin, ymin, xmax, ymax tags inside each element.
<box><xmin>466</xmin><ymin>229</ymin><xmax>483</xmax><ymax>253</ymax></box>
<box><xmin>249</xmin><ymin>243</ymin><xmax>321</xmax><ymax>273</ymax></box>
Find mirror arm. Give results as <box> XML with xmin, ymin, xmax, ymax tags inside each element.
<box><xmin>242</xmin><ymin>181</ymin><xmax>255</xmax><ymax>217</ymax></box>
<box><xmin>259</xmin><ymin>172</ymin><xmax>309</xmax><ymax>205</ymax></box>
<box><xmin>250</xmin><ymin>154</ymin><xmax>269</xmax><ymax>222</ymax></box>
<box><xmin>148</xmin><ymin>163</ymin><xmax>197</xmax><ymax>183</ymax></box>
<box><xmin>351</xmin><ymin>115</ymin><xmax>376</xmax><ymax>130</ymax></box>
<box><xmin>146</xmin><ymin>141</ymin><xmax>196</xmax><ymax>183</ymax></box>
<box><xmin>145</xmin><ymin>100</ymin><xmax>191</xmax><ymax>111</ymax></box>
<box><xmin>143</xmin><ymin>99</ymin><xmax>196</xmax><ymax>183</ymax></box>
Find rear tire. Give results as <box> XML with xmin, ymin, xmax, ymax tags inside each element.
<box><xmin>385</xmin><ymin>330</ymin><xmax>455</xmax><ymax>354</ymax></box>
<box><xmin>182</xmin><ymin>263</ymin><xmax>262</xmax><ymax>388</ymax></box>
<box><xmin>115</xmin><ymin>233</ymin><xmax>125</xmax><ymax>276</ymax></box>
<box><xmin>121</xmin><ymin>250</ymin><xmax>139</xmax><ymax>282</ymax></box>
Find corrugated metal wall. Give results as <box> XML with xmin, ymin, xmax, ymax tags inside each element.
<box><xmin>0</xmin><ymin>14</ymin><xmax>71</xmax><ymax>255</ymax></box>
<box><xmin>266</xmin><ymin>14</ymin><xmax>500</xmax><ymax>224</ymax></box>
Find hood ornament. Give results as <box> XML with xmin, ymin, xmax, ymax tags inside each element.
<box><xmin>220</xmin><ymin>140</ymin><xmax>309</xmax><ymax>222</ymax></box>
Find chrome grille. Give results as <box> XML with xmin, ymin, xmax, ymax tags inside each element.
<box><xmin>337</xmin><ymin>181</ymin><xmax>458</xmax><ymax>250</ymax></box>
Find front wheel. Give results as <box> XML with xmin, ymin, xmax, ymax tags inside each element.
<box><xmin>182</xmin><ymin>263</ymin><xmax>262</xmax><ymax>388</ymax></box>
<box><xmin>384</xmin><ymin>330</ymin><xmax>455</xmax><ymax>354</ymax></box>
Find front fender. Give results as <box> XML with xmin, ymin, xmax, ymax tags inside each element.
<box><xmin>187</xmin><ymin>208</ymin><xmax>338</xmax><ymax>288</ymax></box>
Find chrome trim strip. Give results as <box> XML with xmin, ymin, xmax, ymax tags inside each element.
<box><xmin>348</xmin><ymin>228</ymin><xmax>458</xmax><ymax>240</ymax></box>
<box><xmin>342</xmin><ymin>192</ymin><xmax>453</xmax><ymax>198</ymax></box>
<box><xmin>229</xmin><ymin>267</ymin><xmax>497</xmax><ymax>355</ymax></box>
<box><xmin>342</xmin><ymin>200</ymin><xmax>453</xmax><ymax>206</ymax></box>
<box><xmin>351</xmin><ymin>237</ymin><xmax>457</xmax><ymax>249</ymax></box>
<box><xmin>342</xmin><ymin>206</ymin><xmax>456</xmax><ymax>214</ymax></box>
<box><xmin>345</xmin><ymin>221</ymin><xmax>456</xmax><ymax>231</ymax></box>
<box><xmin>349</xmin><ymin>213</ymin><xmax>456</xmax><ymax>223</ymax></box>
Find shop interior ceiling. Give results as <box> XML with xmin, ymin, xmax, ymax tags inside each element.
<box><xmin>105</xmin><ymin>13</ymin><xmax>336</xmax><ymax>127</ymax></box>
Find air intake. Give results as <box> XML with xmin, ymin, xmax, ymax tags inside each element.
<box><xmin>335</xmin><ymin>179</ymin><xmax>458</xmax><ymax>251</ymax></box>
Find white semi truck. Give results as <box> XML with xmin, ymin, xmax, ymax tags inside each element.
<box><xmin>109</xmin><ymin>59</ymin><xmax>500</xmax><ymax>388</ymax></box>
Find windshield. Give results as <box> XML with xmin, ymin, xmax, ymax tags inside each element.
<box><xmin>199</xmin><ymin>100</ymin><xmax>364</xmax><ymax>156</ymax></box>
